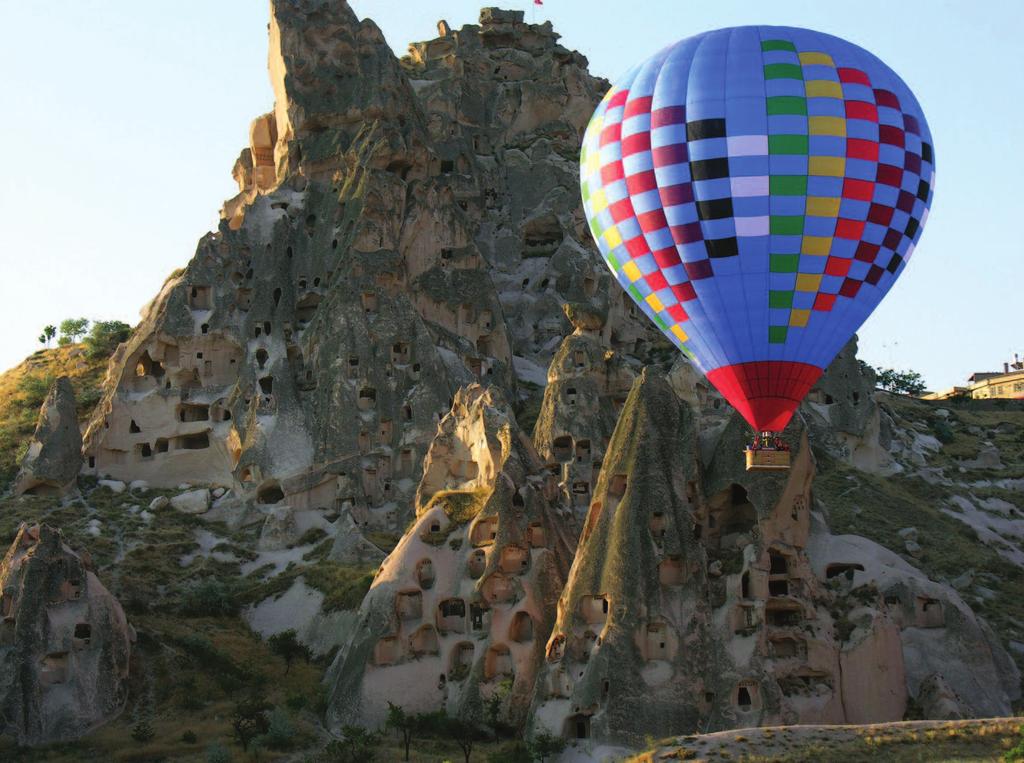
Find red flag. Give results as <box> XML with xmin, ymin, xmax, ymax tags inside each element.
<box><xmin>534</xmin><ymin>0</ymin><xmax>543</xmax><ymax>4</ymax></box>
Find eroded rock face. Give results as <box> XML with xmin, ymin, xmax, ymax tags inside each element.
<box><xmin>531</xmin><ymin>370</ymin><xmax>712</xmax><ymax>743</ymax></box>
<box><xmin>530</xmin><ymin>318</ymin><xmax>635</xmax><ymax>531</ymax></box>
<box><xmin>0</xmin><ymin>525</ymin><xmax>132</xmax><ymax>745</ymax></box>
<box><xmin>14</xmin><ymin>377</ymin><xmax>82</xmax><ymax>497</ymax></box>
<box><xmin>800</xmin><ymin>336</ymin><xmax>894</xmax><ymax>473</ymax></box>
<box><xmin>325</xmin><ymin>385</ymin><xmax>572</xmax><ymax>732</ymax></box>
<box><xmin>77</xmin><ymin>3</ymin><xmax>654</xmax><ymax>538</ymax></box>
<box><xmin>530</xmin><ymin>366</ymin><xmax>1018</xmax><ymax>747</ymax></box>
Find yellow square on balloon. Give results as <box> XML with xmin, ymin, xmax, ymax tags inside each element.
<box><xmin>801</xmin><ymin>236</ymin><xmax>832</xmax><ymax>256</ymax></box>
<box><xmin>809</xmin><ymin>156</ymin><xmax>845</xmax><ymax>177</ymax></box>
<box><xmin>805</xmin><ymin>80</ymin><xmax>843</xmax><ymax>99</ymax></box>
<box><xmin>621</xmin><ymin>259</ymin><xmax>642</xmax><ymax>282</ymax></box>
<box><xmin>671</xmin><ymin>325</ymin><xmax>689</xmax><ymax>342</ymax></box>
<box><xmin>809</xmin><ymin>116</ymin><xmax>846</xmax><ymax>137</ymax></box>
<box><xmin>645</xmin><ymin>293</ymin><xmax>665</xmax><ymax>313</ymax></box>
<box><xmin>789</xmin><ymin>309</ymin><xmax>811</xmax><ymax>327</ymax></box>
<box><xmin>796</xmin><ymin>273</ymin><xmax>822</xmax><ymax>292</ymax></box>
<box><xmin>590</xmin><ymin>187</ymin><xmax>608</xmax><ymax>213</ymax></box>
<box><xmin>603</xmin><ymin>225</ymin><xmax>622</xmax><ymax>250</ymax></box>
<box><xmin>799</xmin><ymin>51</ymin><xmax>834</xmax><ymax>66</ymax></box>
<box><xmin>806</xmin><ymin>196</ymin><xmax>840</xmax><ymax>217</ymax></box>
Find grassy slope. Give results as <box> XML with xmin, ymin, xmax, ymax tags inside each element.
<box><xmin>635</xmin><ymin>717</ymin><xmax>1024</xmax><ymax>762</ymax></box>
<box><xmin>814</xmin><ymin>393</ymin><xmax>1024</xmax><ymax>696</ymax></box>
<box><xmin>0</xmin><ymin>344</ymin><xmax>110</xmax><ymax>488</ymax></box>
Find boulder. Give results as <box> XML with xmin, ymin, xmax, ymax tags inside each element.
<box><xmin>169</xmin><ymin>489</ymin><xmax>210</xmax><ymax>514</ymax></box>
<box><xmin>917</xmin><ymin>674</ymin><xmax>966</xmax><ymax>720</ymax></box>
<box><xmin>258</xmin><ymin>504</ymin><xmax>300</xmax><ymax>551</ymax></box>
<box><xmin>148</xmin><ymin>495</ymin><xmax>169</xmax><ymax>511</ymax></box>
<box><xmin>98</xmin><ymin>479</ymin><xmax>126</xmax><ymax>494</ymax></box>
<box><xmin>13</xmin><ymin>377</ymin><xmax>82</xmax><ymax>497</ymax></box>
<box><xmin>329</xmin><ymin>509</ymin><xmax>387</xmax><ymax>566</ymax></box>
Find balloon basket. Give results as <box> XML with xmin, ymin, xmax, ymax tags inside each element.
<box><xmin>745</xmin><ymin>449</ymin><xmax>791</xmax><ymax>472</ymax></box>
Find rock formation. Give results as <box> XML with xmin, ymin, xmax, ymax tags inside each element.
<box><xmin>0</xmin><ymin>525</ymin><xmax>132</xmax><ymax>745</ymax></box>
<box><xmin>531</xmin><ymin>305</ymin><xmax>636</xmax><ymax>530</ymax></box>
<box><xmin>77</xmin><ymin>3</ymin><xmax>656</xmax><ymax>540</ymax></box>
<box><xmin>14</xmin><ymin>377</ymin><xmax>82</xmax><ymax>497</ymax></box>
<box><xmin>528</xmin><ymin>367</ymin><xmax>1018</xmax><ymax>747</ymax></box>
<box><xmin>325</xmin><ymin>385</ymin><xmax>572</xmax><ymax>731</ymax></box>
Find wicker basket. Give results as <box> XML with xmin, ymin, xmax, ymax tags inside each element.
<box><xmin>745</xmin><ymin>449</ymin><xmax>791</xmax><ymax>471</ymax></box>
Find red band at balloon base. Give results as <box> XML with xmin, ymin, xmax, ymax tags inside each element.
<box><xmin>707</xmin><ymin>361</ymin><xmax>824</xmax><ymax>432</ymax></box>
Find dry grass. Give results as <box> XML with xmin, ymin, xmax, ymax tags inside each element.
<box><xmin>634</xmin><ymin>718</ymin><xmax>1024</xmax><ymax>763</ymax></box>
<box><xmin>0</xmin><ymin>344</ymin><xmax>109</xmax><ymax>487</ymax></box>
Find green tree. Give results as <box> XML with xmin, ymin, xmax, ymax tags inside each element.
<box><xmin>876</xmin><ymin>367</ymin><xmax>927</xmax><ymax>396</ymax></box>
<box><xmin>231</xmin><ymin>696</ymin><xmax>270</xmax><ymax>751</ymax></box>
<box><xmin>528</xmin><ymin>730</ymin><xmax>566</xmax><ymax>762</ymax></box>
<box><xmin>385</xmin><ymin>702</ymin><xmax>417</xmax><ymax>761</ymax></box>
<box><xmin>38</xmin><ymin>325</ymin><xmax>57</xmax><ymax>347</ymax></box>
<box><xmin>83</xmin><ymin>319</ymin><xmax>132</xmax><ymax>358</ymax></box>
<box><xmin>485</xmin><ymin>678</ymin><xmax>514</xmax><ymax>740</ymax></box>
<box><xmin>441</xmin><ymin>715</ymin><xmax>488</xmax><ymax>763</ymax></box>
<box><xmin>58</xmin><ymin>317</ymin><xmax>90</xmax><ymax>345</ymax></box>
<box><xmin>267</xmin><ymin>629</ymin><xmax>311</xmax><ymax>675</ymax></box>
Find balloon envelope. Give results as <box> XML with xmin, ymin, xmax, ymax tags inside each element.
<box><xmin>581</xmin><ymin>26</ymin><xmax>934</xmax><ymax>431</ymax></box>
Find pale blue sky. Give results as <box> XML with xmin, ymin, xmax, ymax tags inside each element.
<box><xmin>2</xmin><ymin>1</ymin><xmax>1020</xmax><ymax>389</ymax></box>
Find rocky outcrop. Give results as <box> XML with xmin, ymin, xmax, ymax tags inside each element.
<box><xmin>77</xmin><ymin>3</ymin><xmax>654</xmax><ymax>538</ymax></box>
<box><xmin>326</xmin><ymin>385</ymin><xmax>572</xmax><ymax>731</ymax></box>
<box><xmin>800</xmin><ymin>336</ymin><xmax>895</xmax><ymax>474</ymax></box>
<box><xmin>14</xmin><ymin>377</ymin><xmax>82</xmax><ymax>497</ymax></box>
<box><xmin>531</xmin><ymin>366</ymin><xmax>1018</xmax><ymax>748</ymax></box>
<box><xmin>530</xmin><ymin>306</ymin><xmax>635</xmax><ymax>530</ymax></box>
<box><xmin>0</xmin><ymin>525</ymin><xmax>132</xmax><ymax>745</ymax></box>
<box><xmin>531</xmin><ymin>369</ymin><xmax>713</xmax><ymax>744</ymax></box>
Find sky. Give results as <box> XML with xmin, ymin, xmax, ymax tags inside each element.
<box><xmin>1</xmin><ymin>1</ymin><xmax>1021</xmax><ymax>389</ymax></box>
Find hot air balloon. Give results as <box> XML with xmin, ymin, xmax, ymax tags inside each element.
<box><xmin>580</xmin><ymin>26</ymin><xmax>934</xmax><ymax>469</ymax></box>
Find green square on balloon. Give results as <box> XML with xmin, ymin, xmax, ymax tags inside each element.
<box><xmin>770</xmin><ymin>254</ymin><xmax>800</xmax><ymax>272</ymax></box>
<box><xmin>764</xmin><ymin>63</ymin><xmax>803</xmax><ymax>80</ymax></box>
<box><xmin>761</xmin><ymin>40</ymin><xmax>797</xmax><ymax>53</ymax></box>
<box><xmin>770</xmin><ymin>216</ymin><xmax>804</xmax><ymax>235</ymax></box>
<box><xmin>769</xmin><ymin>290</ymin><xmax>793</xmax><ymax>308</ymax></box>
<box><xmin>768</xmin><ymin>326</ymin><xmax>789</xmax><ymax>344</ymax></box>
<box><xmin>767</xmin><ymin>96</ymin><xmax>807</xmax><ymax>116</ymax></box>
<box><xmin>769</xmin><ymin>134</ymin><xmax>809</xmax><ymax>154</ymax></box>
<box><xmin>770</xmin><ymin>176</ymin><xmax>807</xmax><ymax>195</ymax></box>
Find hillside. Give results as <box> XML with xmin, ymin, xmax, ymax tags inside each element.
<box><xmin>0</xmin><ymin>344</ymin><xmax>111</xmax><ymax>487</ymax></box>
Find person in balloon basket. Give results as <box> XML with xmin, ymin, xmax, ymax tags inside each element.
<box><xmin>746</xmin><ymin>433</ymin><xmax>790</xmax><ymax>453</ymax></box>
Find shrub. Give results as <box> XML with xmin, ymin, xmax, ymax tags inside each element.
<box><xmin>180</xmin><ymin>577</ymin><xmax>241</xmax><ymax>616</ymax></box>
<box><xmin>285</xmin><ymin>692</ymin><xmax>308</xmax><ymax>711</ymax></box>
<box><xmin>131</xmin><ymin>719</ymin><xmax>156</xmax><ymax>744</ymax></box>
<box><xmin>932</xmin><ymin>419</ymin><xmax>955</xmax><ymax>444</ymax></box>
<box><xmin>206</xmin><ymin>741</ymin><xmax>232</xmax><ymax>763</ymax></box>
<box><xmin>263</xmin><ymin>707</ymin><xmax>296</xmax><ymax>750</ymax></box>
<box><xmin>528</xmin><ymin>730</ymin><xmax>567</xmax><ymax>762</ymax></box>
<box><xmin>181</xmin><ymin>730</ymin><xmax>198</xmax><ymax>744</ymax></box>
